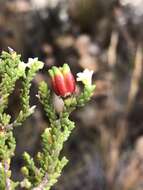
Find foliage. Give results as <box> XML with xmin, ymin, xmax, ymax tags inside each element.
<box><xmin>0</xmin><ymin>50</ymin><xmax>44</xmax><ymax>189</ymax></box>
<box><xmin>0</xmin><ymin>50</ymin><xmax>95</xmax><ymax>190</ymax></box>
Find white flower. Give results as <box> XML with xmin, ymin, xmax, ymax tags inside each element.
<box><xmin>27</xmin><ymin>58</ymin><xmax>44</xmax><ymax>69</ymax></box>
<box><xmin>18</xmin><ymin>61</ymin><xmax>27</xmax><ymax>76</ymax></box>
<box><xmin>27</xmin><ymin>58</ymin><xmax>38</xmax><ymax>68</ymax></box>
<box><xmin>76</xmin><ymin>69</ymin><xmax>94</xmax><ymax>86</ymax></box>
<box><xmin>18</xmin><ymin>61</ymin><xmax>27</xmax><ymax>70</ymax></box>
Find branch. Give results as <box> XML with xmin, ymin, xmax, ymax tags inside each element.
<box><xmin>4</xmin><ymin>160</ymin><xmax>11</xmax><ymax>190</ymax></box>
<box><xmin>126</xmin><ymin>44</ymin><xmax>143</xmax><ymax>112</ymax></box>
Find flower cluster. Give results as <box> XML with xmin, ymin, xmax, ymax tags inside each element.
<box><xmin>49</xmin><ymin>64</ymin><xmax>94</xmax><ymax>97</ymax></box>
<box><xmin>48</xmin><ymin>64</ymin><xmax>76</xmax><ymax>97</ymax></box>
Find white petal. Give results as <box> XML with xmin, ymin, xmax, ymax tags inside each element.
<box><xmin>76</xmin><ymin>69</ymin><xmax>94</xmax><ymax>85</ymax></box>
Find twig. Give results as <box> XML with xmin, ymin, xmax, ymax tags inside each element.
<box><xmin>107</xmin><ymin>31</ymin><xmax>118</xmax><ymax>68</ymax></box>
<box><xmin>126</xmin><ymin>45</ymin><xmax>143</xmax><ymax>112</ymax></box>
<box><xmin>4</xmin><ymin>160</ymin><xmax>11</xmax><ymax>190</ymax></box>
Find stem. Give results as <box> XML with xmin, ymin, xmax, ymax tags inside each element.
<box><xmin>4</xmin><ymin>160</ymin><xmax>11</xmax><ymax>190</ymax></box>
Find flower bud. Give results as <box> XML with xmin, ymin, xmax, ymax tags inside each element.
<box><xmin>48</xmin><ymin>64</ymin><xmax>75</xmax><ymax>97</ymax></box>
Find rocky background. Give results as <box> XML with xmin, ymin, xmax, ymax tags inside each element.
<box><xmin>0</xmin><ymin>0</ymin><xmax>143</xmax><ymax>189</ymax></box>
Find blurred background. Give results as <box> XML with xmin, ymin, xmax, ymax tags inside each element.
<box><xmin>0</xmin><ymin>0</ymin><xmax>143</xmax><ymax>189</ymax></box>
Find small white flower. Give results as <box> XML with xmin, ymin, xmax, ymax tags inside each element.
<box><xmin>18</xmin><ymin>61</ymin><xmax>27</xmax><ymax>70</ymax></box>
<box><xmin>27</xmin><ymin>58</ymin><xmax>38</xmax><ymax>68</ymax></box>
<box><xmin>76</xmin><ymin>69</ymin><xmax>94</xmax><ymax>86</ymax></box>
<box><xmin>18</xmin><ymin>61</ymin><xmax>27</xmax><ymax>76</ymax></box>
<box><xmin>27</xmin><ymin>58</ymin><xmax>44</xmax><ymax>69</ymax></box>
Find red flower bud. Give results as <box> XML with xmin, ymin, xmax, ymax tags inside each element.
<box><xmin>49</xmin><ymin>64</ymin><xmax>75</xmax><ymax>97</ymax></box>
